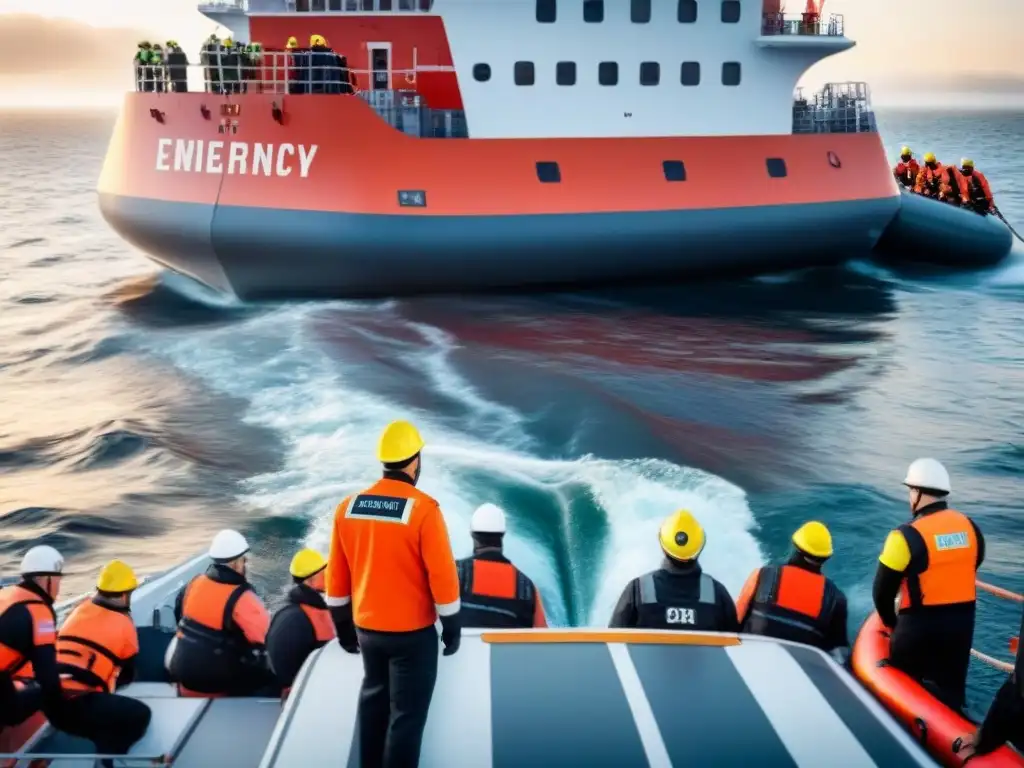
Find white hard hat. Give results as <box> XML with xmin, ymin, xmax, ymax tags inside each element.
<box><xmin>470</xmin><ymin>503</ymin><xmax>507</xmax><ymax>534</ymax></box>
<box><xmin>209</xmin><ymin>529</ymin><xmax>249</xmax><ymax>562</ymax></box>
<box><xmin>903</xmin><ymin>458</ymin><xmax>951</xmax><ymax>495</ymax></box>
<box><xmin>20</xmin><ymin>545</ymin><xmax>64</xmax><ymax>576</ymax></box>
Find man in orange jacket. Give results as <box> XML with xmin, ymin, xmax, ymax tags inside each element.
<box><xmin>327</xmin><ymin>420</ymin><xmax>461</xmax><ymax>768</ymax></box>
<box><xmin>960</xmin><ymin>158</ymin><xmax>996</xmax><ymax>215</ymax></box>
<box><xmin>893</xmin><ymin>146</ymin><xmax>920</xmax><ymax>189</ymax></box>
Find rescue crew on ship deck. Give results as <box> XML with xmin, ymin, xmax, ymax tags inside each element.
<box><xmin>873</xmin><ymin>458</ymin><xmax>984</xmax><ymax>711</ymax></box>
<box><xmin>327</xmin><ymin>419</ymin><xmax>461</xmax><ymax>768</ymax></box>
<box><xmin>735</xmin><ymin>521</ymin><xmax>850</xmax><ymax>662</ymax></box>
<box><xmin>0</xmin><ymin>546</ymin><xmax>65</xmax><ymax>731</ymax></box>
<box><xmin>266</xmin><ymin>548</ymin><xmax>335</xmax><ymax>696</ymax></box>
<box><xmin>609</xmin><ymin>509</ymin><xmax>739</xmax><ymax>632</ymax></box>
<box><xmin>168</xmin><ymin>529</ymin><xmax>277</xmax><ymax>697</ymax></box>
<box><xmin>51</xmin><ymin>560</ymin><xmax>152</xmax><ymax>761</ymax></box>
<box><xmin>456</xmin><ymin>503</ymin><xmax>547</xmax><ymax>629</ymax></box>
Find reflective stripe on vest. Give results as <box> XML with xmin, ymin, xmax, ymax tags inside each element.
<box><xmin>56</xmin><ymin>601</ymin><xmax>134</xmax><ymax>693</ymax></box>
<box><xmin>746</xmin><ymin>565</ymin><xmax>833</xmax><ymax>640</ymax></box>
<box><xmin>0</xmin><ymin>586</ymin><xmax>47</xmax><ymax>676</ymax></box>
<box><xmin>898</xmin><ymin>508</ymin><xmax>978</xmax><ymax>610</ymax></box>
<box><xmin>298</xmin><ymin>603</ymin><xmax>336</xmax><ymax>644</ymax></box>
<box><xmin>639</xmin><ymin>572</ymin><xmax>715</xmax><ymax>606</ymax></box>
<box><xmin>457</xmin><ymin>557</ymin><xmax>535</xmax><ymax>628</ymax></box>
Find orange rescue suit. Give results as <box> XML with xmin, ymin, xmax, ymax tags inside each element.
<box><xmin>915</xmin><ymin>163</ymin><xmax>945</xmax><ymax>197</ymax></box>
<box><xmin>898</xmin><ymin>508</ymin><xmax>978</xmax><ymax>610</ymax></box>
<box><xmin>0</xmin><ymin>585</ymin><xmax>56</xmax><ymax>679</ymax></box>
<box><xmin>56</xmin><ymin>599</ymin><xmax>138</xmax><ymax>694</ymax></box>
<box><xmin>894</xmin><ymin>159</ymin><xmax>920</xmax><ymax>189</ymax></box>
<box><xmin>964</xmin><ymin>170</ymin><xmax>995</xmax><ymax>212</ymax></box>
<box><xmin>326</xmin><ymin>477</ymin><xmax>460</xmax><ymax>632</ymax></box>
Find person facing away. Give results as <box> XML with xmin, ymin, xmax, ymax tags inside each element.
<box><xmin>0</xmin><ymin>546</ymin><xmax>65</xmax><ymax>730</ymax></box>
<box><xmin>51</xmin><ymin>560</ymin><xmax>152</xmax><ymax>760</ymax></box>
<box><xmin>168</xmin><ymin>528</ymin><xmax>277</xmax><ymax>697</ymax></box>
<box><xmin>609</xmin><ymin>509</ymin><xmax>739</xmax><ymax>632</ymax></box>
<box><xmin>893</xmin><ymin>146</ymin><xmax>920</xmax><ymax>189</ymax></box>
<box><xmin>873</xmin><ymin>458</ymin><xmax>984</xmax><ymax>711</ymax></box>
<box><xmin>959</xmin><ymin>158</ymin><xmax>996</xmax><ymax>215</ymax></box>
<box><xmin>735</xmin><ymin>521</ymin><xmax>850</xmax><ymax>661</ymax></box>
<box><xmin>456</xmin><ymin>504</ymin><xmax>547</xmax><ymax>629</ymax></box>
<box><xmin>266</xmin><ymin>548</ymin><xmax>335</xmax><ymax>696</ymax></box>
<box><xmin>326</xmin><ymin>419</ymin><xmax>461</xmax><ymax>768</ymax></box>
<box><xmin>165</xmin><ymin>40</ymin><xmax>188</xmax><ymax>93</ymax></box>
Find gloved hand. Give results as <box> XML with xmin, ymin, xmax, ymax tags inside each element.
<box><xmin>440</xmin><ymin>613</ymin><xmax>461</xmax><ymax>657</ymax></box>
<box><xmin>329</xmin><ymin>604</ymin><xmax>360</xmax><ymax>654</ymax></box>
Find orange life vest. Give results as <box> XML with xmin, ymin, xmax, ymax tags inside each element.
<box><xmin>0</xmin><ymin>585</ymin><xmax>55</xmax><ymax>679</ymax></box>
<box><xmin>297</xmin><ymin>603</ymin><xmax>336</xmax><ymax>644</ymax></box>
<box><xmin>894</xmin><ymin>160</ymin><xmax>919</xmax><ymax>188</ymax></box>
<box><xmin>741</xmin><ymin>564</ymin><xmax>839</xmax><ymax>647</ymax></box>
<box><xmin>56</xmin><ymin>599</ymin><xmax>137</xmax><ymax>693</ymax></box>
<box><xmin>456</xmin><ymin>555</ymin><xmax>538</xmax><ymax>629</ymax></box>
<box><xmin>898</xmin><ymin>508</ymin><xmax>978</xmax><ymax>610</ymax></box>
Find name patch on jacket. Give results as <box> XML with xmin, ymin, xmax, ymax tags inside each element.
<box><xmin>934</xmin><ymin>532</ymin><xmax>969</xmax><ymax>551</ymax></box>
<box><xmin>347</xmin><ymin>494</ymin><xmax>414</xmax><ymax>523</ymax></box>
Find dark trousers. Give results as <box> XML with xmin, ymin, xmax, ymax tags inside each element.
<box><xmin>356</xmin><ymin>626</ymin><xmax>439</xmax><ymax>768</ymax></box>
<box><xmin>0</xmin><ymin>677</ymin><xmax>41</xmax><ymax>726</ymax></box>
<box><xmin>890</xmin><ymin>608</ymin><xmax>974</xmax><ymax>710</ymax></box>
<box><xmin>975</xmin><ymin>677</ymin><xmax>1024</xmax><ymax>756</ymax></box>
<box><xmin>52</xmin><ymin>692</ymin><xmax>152</xmax><ymax>754</ymax></box>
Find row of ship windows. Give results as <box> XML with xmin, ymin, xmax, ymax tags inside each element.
<box><xmin>534</xmin><ymin>159</ymin><xmax>788</xmax><ymax>183</ymax></box>
<box><xmin>474</xmin><ymin>61</ymin><xmax>743</xmax><ymax>87</ymax></box>
<box><xmin>536</xmin><ymin>0</ymin><xmax>740</xmax><ymax>24</ymax></box>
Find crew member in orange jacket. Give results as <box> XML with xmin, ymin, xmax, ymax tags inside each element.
<box><xmin>266</xmin><ymin>548</ymin><xmax>335</xmax><ymax>695</ymax></box>
<box><xmin>736</xmin><ymin>521</ymin><xmax>850</xmax><ymax>661</ymax></box>
<box><xmin>52</xmin><ymin>560</ymin><xmax>151</xmax><ymax>758</ymax></box>
<box><xmin>873</xmin><ymin>458</ymin><xmax>984</xmax><ymax>710</ymax></box>
<box><xmin>914</xmin><ymin>153</ymin><xmax>945</xmax><ymax>198</ymax></box>
<box><xmin>960</xmin><ymin>158</ymin><xmax>996</xmax><ymax>215</ymax></box>
<box><xmin>327</xmin><ymin>420</ymin><xmax>461</xmax><ymax>768</ymax></box>
<box><xmin>893</xmin><ymin>146</ymin><xmax>920</xmax><ymax>189</ymax></box>
<box><xmin>0</xmin><ymin>546</ymin><xmax>64</xmax><ymax>729</ymax></box>
<box><xmin>168</xmin><ymin>529</ymin><xmax>276</xmax><ymax>697</ymax></box>
<box><xmin>456</xmin><ymin>504</ymin><xmax>547</xmax><ymax>629</ymax></box>
<box><xmin>940</xmin><ymin>162</ymin><xmax>969</xmax><ymax>207</ymax></box>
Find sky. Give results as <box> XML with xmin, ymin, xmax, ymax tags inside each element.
<box><xmin>0</xmin><ymin>0</ymin><xmax>1022</xmax><ymax>108</ymax></box>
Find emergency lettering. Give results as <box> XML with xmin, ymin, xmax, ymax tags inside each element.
<box><xmin>934</xmin><ymin>532</ymin><xmax>969</xmax><ymax>551</ymax></box>
<box><xmin>155</xmin><ymin>139</ymin><xmax>318</xmax><ymax>177</ymax></box>
<box><xmin>666</xmin><ymin>607</ymin><xmax>696</xmax><ymax>625</ymax></box>
<box><xmin>346</xmin><ymin>494</ymin><xmax>414</xmax><ymax>523</ymax></box>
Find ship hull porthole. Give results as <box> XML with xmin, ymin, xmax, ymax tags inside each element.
<box><xmin>827</xmin><ymin>151</ymin><xmax>842</xmax><ymax>168</ymax></box>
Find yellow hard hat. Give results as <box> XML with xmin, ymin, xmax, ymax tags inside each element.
<box><xmin>377</xmin><ymin>420</ymin><xmax>425</xmax><ymax>464</ymax></box>
<box><xmin>309</xmin><ymin>34</ymin><xmax>323</xmax><ymax>47</ymax></box>
<box><xmin>792</xmin><ymin>521</ymin><xmax>833</xmax><ymax>559</ymax></box>
<box><xmin>961</xmin><ymin>158</ymin><xmax>974</xmax><ymax>169</ymax></box>
<box><xmin>286</xmin><ymin>36</ymin><xmax>298</xmax><ymax>48</ymax></box>
<box><xmin>900</xmin><ymin>146</ymin><xmax>911</xmax><ymax>156</ymax></box>
<box><xmin>923</xmin><ymin>152</ymin><xmax>936</xmax><ymax>164</ymax></box>
<box><xmin>96</xmin><ymin>559</ymin><xmax>138</xmax><ymax>593</ymax></box>
<box><xmin>290</xmin><ymin>548</ymin><xmax>327</xmax><ymax>580</ymax></box>
<box><xmin>658</xmin><ymin>509</ymin><xmax>706</xmax><ymax>561</ymax></box>
<box><xmin>223</xmin><ymin>37</ymin><xmax>233</xmax><ymax>47</ymax></box>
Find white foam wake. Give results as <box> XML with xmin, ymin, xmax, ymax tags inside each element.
<box><xmin>147</xmin><ymin>302</ymin><xmax>766</xmax><ymax>625</ymax></box>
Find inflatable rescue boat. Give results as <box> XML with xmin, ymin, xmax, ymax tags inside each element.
<box><xmin>2</xmin><ymin>553</ymin><xmax>938</xmax><ymax>767</ymax></box>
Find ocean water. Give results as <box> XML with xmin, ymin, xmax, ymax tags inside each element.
<box><xmin>0</xmin><ymin>107</ymin><xmax>1022</xmax><ymax>713</ymax></box>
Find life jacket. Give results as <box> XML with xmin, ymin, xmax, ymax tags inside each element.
<box><xmin>270</xmin><ymin>585</ymin><xmax>335</xmax><ymax>698</ymax></box>
<box><xmin>169</xmin><ymin>572</ymin><xmax>257</xmax><ymax>694</ymax></box>
<box><xmin>897</xmin><ymin>507</ymin><xmax>978</xmax><ymax>612</ymax></box>
<box><xmin>940</xmin><ymin>166</ymin><xmax>965</xmax><ymax>204</ymax></box>
<box><xmin>0</xmin><ymin>585</ymin><xmax>55</xmax><ymax>679</ymax></box>
<box><xmin>917</xmin><ymin>164</ymin><xmax>944</xmax><ymax>195</ymax></box>
<box><xmin>56</xmin><ymin>598</ymin><xmax>136</xmax><ymax>694</ymax></box>
<box><xmin>456</xmin><ymin>552</ymin><xmax>536</xmax><ymax>629</ymax></box>
<box><xmin>894</xmin><ymin>160</ymin><xmax>919</xmax><ymax>188</ymax></box>
<box><xmin>965</xmin><ymin>172</ymin><xmax>993</xmax><ymax>210</ymax></box>
<box><xmin>635</xmin><ymin>568</ymin><xmax>721</xmax><ymax>631</ymax></box>
<box><xmin>741</xmin><ymin>565</ymin><xmax>840</xmax><ymax>649</ymax></box>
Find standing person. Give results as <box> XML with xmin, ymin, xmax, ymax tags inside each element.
<box><xmin>456</xmin><ymin>503</ymin><xmax>547</xmax><ymax>629</ymax></box>
<box><xmin>873</xmin><ymin>458</ymin><xmax>984</xmax><ymax>710</ymax></box>
<box><xmin>327</xmin><ymin>420</ymin><xmax>461</xmax><ymax>768</ymax></box>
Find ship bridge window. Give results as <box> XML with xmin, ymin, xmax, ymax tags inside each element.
<box><xmin>631</xmin><ymin>0</ymin><xmax>651</xmax><ymax>23</ymax></box>
<box><xmin>721</xmin><ymin>0</ymin><xmax>740</xmax><ymax>22</ymax></box>
<box><xmin>680</xmin><ymin>61</ymin><xmax>701</xmax><ymax>86</ymax></box>
<box><xmin>599</xmin><ymin>61</ymin><xmax>618</xmax><ymax>86</ymax></box>
<box><xmin>536</xmin><ymin>0</ymin><xmax>556</xmax><ymax>23</ymax></box>
<box><xmin>537</xmin><ymin>162</ymin><xmax>561</xmax><ymax>183</ymax></box>
<box><xmin>640</xmin><ymin>62</ymin><xmax>660</xmax><ymax>86</ymax></box>
<box><xmin>722</xmin><ymin>62</ymin><xmax>742</xmax><ymax>86</ymax></box>
<box><xmin>583</xmin><ymin>0</ymin><xmax>603</xmax><ymax>22</ymax></box>
<box><xmin>556</xmin><ymin>61</ymin><xmax>577</xmax><ymax>86</ymax></box>
<box><xmin>473</xmin><ymin>64</ymin><xmax>491</xmax><ymax>82</ymax></box>
<box><xmin>515</xmin><ymin>61</ymin><xmax>535</xmax><ymax>86</ymax></box>
<box><xmin>678</xmin><ymin>0</ymin><xmax>697</xmax><ymax>23</ymax></box>
<box><xmin>663</xmin><ymin>161</ymin><xmax>687</xmax><ymax>182</ymax></box>
<box><xmin>766</xmin><ymin>158</ymin><xmax>787</xmax><ymax>178</ymax></box>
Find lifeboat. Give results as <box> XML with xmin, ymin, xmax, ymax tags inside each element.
<box><xmin>853</xmin><ymin>610</ymin><xmax>1024</xmax><ymax>768</ymax></box>
<box><xmin>3</xmin><ymin>553</ymin><xmax>937</xmax><ymax>766</ymax></box>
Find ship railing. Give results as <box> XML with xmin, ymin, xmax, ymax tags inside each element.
<box><xmin>971</xmin><ymin>580</ymin><xmax>1021</xmax><ymax>674</ymax></box>
<box><xmin>132</xmin><ymin>59</ymin><xmax>468</xmax><ymax>138</ymax></box>
<box><xmin>287</xmin><ymin>0</ymin><xmax>433</xmax><ymax>11</ymax></box>
<box><xmin>792</xmin><ymin>81</ymin><xmax>876</xmax><ymax>134</ymax></box>
<box><xmin>762</xmin><ymin>12</ymin><xmax>844</xmax><ymax>37</ymax></box>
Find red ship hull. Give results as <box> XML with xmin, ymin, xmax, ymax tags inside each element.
<box><xmin>98</xmin><ymin>91</ymin><xmax>905</xmax><ymax>299</ymax></box>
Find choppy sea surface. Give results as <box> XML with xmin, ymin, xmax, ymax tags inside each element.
<box><xmin>0</xmin><ymin>107</ymin><xmax>1022</xmax><ymax>712</ymax></box>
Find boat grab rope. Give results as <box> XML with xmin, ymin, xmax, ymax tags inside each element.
<box><xmin>994</xmin><ymin>207</ymin><xmax>1024</xmax><ymax>245</ymax></box>
<box><xmin>971</xmin><ymin>580</ymin><xmax>1022</xmax><ymax>673</ymax></box>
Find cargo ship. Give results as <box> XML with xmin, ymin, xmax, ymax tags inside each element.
<box><xmin>96</xmin><ymin>0</ymin><xmax>1014</xmax><ymax>300</ymax></box>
